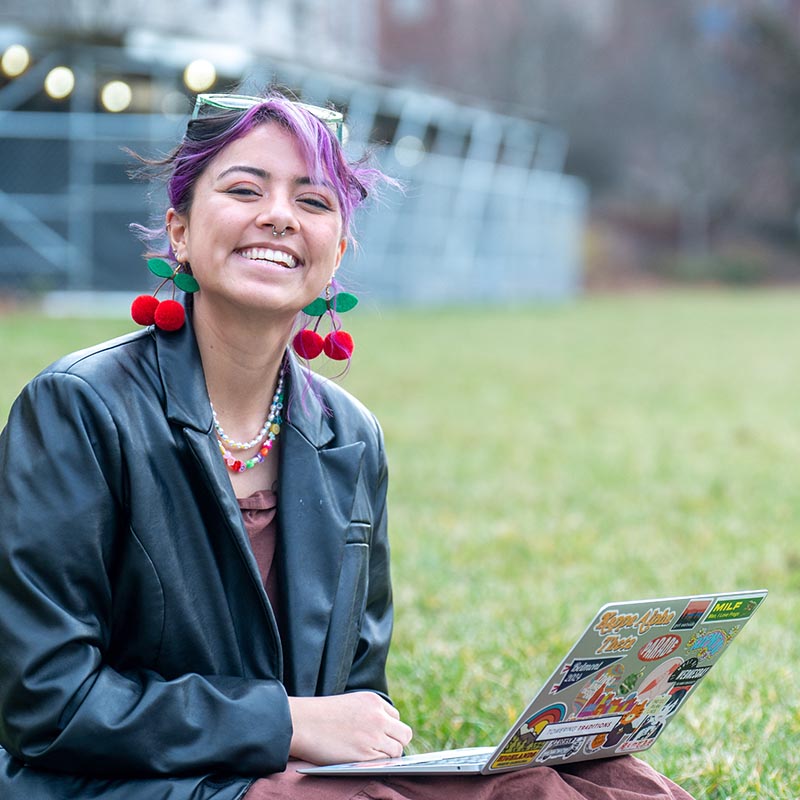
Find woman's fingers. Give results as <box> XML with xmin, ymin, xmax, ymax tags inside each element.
<box><xmin>288</xmin><ymin>692</ymin><xmax>414</xmax><ymax>765</ymax></box>
<box><xmin>387</xmin><ymin>718</ymin><xmax>414</xmax><ymax>747</ymax></box>
<box><xmin>375</xmin><ymin>715</ymin><xmax>413</xmax><ymax>758</ymax></box>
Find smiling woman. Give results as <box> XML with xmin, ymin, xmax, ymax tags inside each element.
<box><xmin>0</xmin><ymin>91</ymin><xmax>695</xmax><ymax>800</ymax></box>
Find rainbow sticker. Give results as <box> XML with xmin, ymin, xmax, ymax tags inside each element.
<box><xmin>518</xmin><ymin>703</ymin><xmax>567</xmax><ymax>741</ymax></box>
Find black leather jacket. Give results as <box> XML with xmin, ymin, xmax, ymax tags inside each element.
<box><xmin>0</xmin><ymin>318</ymin><xmax>393</xmax><ymax>799</ymax></box>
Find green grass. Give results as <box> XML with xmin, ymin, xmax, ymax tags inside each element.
<box><xmin>2</xmin><ymin>291</ymin><xmax>798</xmax><ymax>798</ymax></box>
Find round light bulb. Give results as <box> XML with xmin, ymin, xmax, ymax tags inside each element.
<box><xmin>394</xmin><ymin>135</ymin><xmax>426</xmax><ymax>167</ymax></box>
<box><xmin>2</xmin><ymin>44</ymin><xmax>30</xmax><ymax>77</ymax></box>
<box><xmin>183</xmin><ymin>59</ymin><xmax>216</xmax><ymax>92</ymax></box>
<box><xmin>44</xmin><ymin>66</ymin><xmax>75</xmax><ymax>100</ymax></box>
<box><xmin>100</xmin><ymin>80</ymin><xmax>132</xmax><ymax>112</ymax></box>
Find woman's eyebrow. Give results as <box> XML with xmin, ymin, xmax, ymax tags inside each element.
<box><xmin>215</xmin><ymin>166</ymin><xmax>323</xmax><ymax>189</ymax></box>
<box><xmin>216</xmin><ymin>165</ymin><xmax>268</xmax><ymax>180</ymax></box>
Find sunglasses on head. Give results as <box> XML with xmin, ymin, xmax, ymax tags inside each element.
<box><xmin>191</xmin><ymin>93</ymin><xmax>345</xmax><ymax>143</ymax></box>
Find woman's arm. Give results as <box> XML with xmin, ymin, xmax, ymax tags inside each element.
<box><xmin>0</xmin><ymin>372</ymin><xmax>291</xmax><ymax>777</ymax></box>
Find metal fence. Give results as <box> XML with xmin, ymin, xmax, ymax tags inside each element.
<box><xmin>0</xmin><ymin>50</ymin><xmax>587</xmax><ymax>306</ymax></box>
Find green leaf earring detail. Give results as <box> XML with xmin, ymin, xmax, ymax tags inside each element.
<box><xmin>292</xmin><ymin>287</ymin><xmax>358</xmax><ymax>361</ymax></box>
<box><xmin>131</xmin><ymin>258</ymin><xmax>199</xmax><ymax>332</ymax></box>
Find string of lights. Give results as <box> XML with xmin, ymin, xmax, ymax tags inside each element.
<box><xmin>1</xmin><ymin>44</ymin><xmax>217</xmax><ymax>111</ymax></box>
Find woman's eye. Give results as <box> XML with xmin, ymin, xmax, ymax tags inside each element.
<box><xmin>301</xmin><ymin>197</ymin><xmax>333</xmax><ymax>211</ymax></box>
<box><xmin>227</xmin><ymin>187</ymin><xmax>259</xmax><ymax>196</ymax></box>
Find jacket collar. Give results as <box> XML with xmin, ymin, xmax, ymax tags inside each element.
<box><xmin>155</xmin><ymin>316</ymin><xmax>213</xmax><ymax>434</ymax></box>
<box><xmin>154</xmin><ymin>311</ymin><xmax>334</xmax><ymax>448</ymax></box>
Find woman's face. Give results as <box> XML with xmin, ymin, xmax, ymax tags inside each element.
<box><xmin>167</xmin><ymin>121</ymin><xmax>346</xmax><ymax>319</ymax></box>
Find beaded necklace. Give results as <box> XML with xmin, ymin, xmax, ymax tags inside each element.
<box><xmin>212</xmin><ymin>373</ymin><xmax>285</xmax><ymax>473</ymax></box>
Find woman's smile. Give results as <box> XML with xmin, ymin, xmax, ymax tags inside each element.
<box><xmin>235</xmin><ymin>246</ymin><xmax>300</xmax><ymax>269</ymax></box>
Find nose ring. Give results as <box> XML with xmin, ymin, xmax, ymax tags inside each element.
<box><xmin>272</xmin><ymin>225</ymin><xmax>287</xmax><ymax>237</ymax></box>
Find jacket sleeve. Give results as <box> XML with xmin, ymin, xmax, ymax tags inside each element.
<box><xmin>0</xmin><ymin>372</ymin><xmax>292</xmax><ymax>778</ymax></box>
<box><xmin>343</xmin><ymin>418</ymin><xmax>394</xmax><ymax>698</ymax></box>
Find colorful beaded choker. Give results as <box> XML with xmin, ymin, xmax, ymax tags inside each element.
<box><xmin>212</xmin><ymin>374</ymin><xmax>285</xmax><ymax>473</ymax></box>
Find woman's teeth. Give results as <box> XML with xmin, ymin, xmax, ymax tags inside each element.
<box><xmin>238</xmin><ymin>247</ymin><xmax>298</xmax><ymax>268</ymax></box>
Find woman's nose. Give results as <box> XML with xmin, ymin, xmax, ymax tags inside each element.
<box><xmin>255</xmin><ymin>194</ymin><xmax>297</xmax><ymax>235</ymax></box>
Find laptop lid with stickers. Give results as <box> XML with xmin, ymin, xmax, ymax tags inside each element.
<box><xmin>299</xmin><ymin>589</ymin><xmax>766</xmax><ymax>776</ymax></box>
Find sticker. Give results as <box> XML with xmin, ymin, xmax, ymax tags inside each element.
<box><xmin>572</xmin><ymin>663</ymin><xmax>625</xmax><ymax>715</ymax></box>
<box><xmin>518</xmin><ymin>703</ymin><xmax>567</xmax><ymax>743</ymax></box>
<box><xmin>535</xmin><ymin>737</ymin><xmax>583</xmax><ymax>763</ymax></box>
<box><xmin>643</xmin><ymin>694</ymin><xmax>669</xmax><ymax>716</ymax></box>
<box><xmin>635</xmin><ymin>657</ymin><xmax>683</xmax><ymax>702</ymax></box>
<box><xmin>593</xmin><ymin>607</ymin><xmax>677</xmax><ymax>637</ymax></box>
<box><xmin>490</xmin><ymin>741</ymin><xmax>546</xmax><ymax>770</ymax></box>
<box><xmin>616</xmin><ymin>666</ymin><xmax>646</xmax><ymax>696</ymax></box>
<box><xmin>703</xmin><ymin>596</ymin><xmax>763</xmax><ymax>623</ymax></box>
<box><xmin>550</xmin><ymin>657</ymin><xmax>623</xmax><ymax>693</ymax></box>
<box><xmin>599</xmin><ymin>701</ymin><xmax>648</xmax><ymax>749</ymax></box>
<box><xmin>686</xmin><ymin>627</ymin><xmax>739</xmax><ymax>660</ymax></box>
<box><xmin>635</xmin><ymin>607</ymin><xmax>678</xmax><ymax>634</ymax></box>
<box><xmin>536</xmin><ymin>715</ymin><xmax>622</xmax><ymax>742</ymax></box>
<box><xmin>638</xmin><ymin>634</ymin><xmax>682</xmax><ymax>662</ymax></box>
<box><xmin>584</xmin><ymin>733</ymin><xmax>609</xmax><ymax>754</ymax></box>
<box><xmin>595</xmin><ymin>634</ymin><xmax>638</xmax><ymax>655</ymax></box>
<box><xmin>672</xmin><ymin>599</ymin><xmax>713</xmax><ymax>631</ymax></box>
<box><xmin>593</xmin><ymin>607</ymin><xmax>677</xmax><ymax>656</ymax></box>
<box><xmin>667</xmin><ymin>657</ymin><xmax>711</xmax><ymax>686</ymax></box>
<box><xmin>617</xmin><ymin>733</ymin><xmax>659</xmax><ymax>753</ymax></box>
<box><xmin>575</xmin><ymin>681</ymin><xmax>640</xmax><ymax>719</ymax></box>
<box><xmin>661</xmin><ymin>685</ymin><xmax>691</xmax><ymax>715</ymax></box>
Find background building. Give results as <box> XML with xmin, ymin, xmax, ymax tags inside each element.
<box><xmin>0</xmin><ymin>1</ymin><xmax>586</xmax><ymax>306</ymax></box>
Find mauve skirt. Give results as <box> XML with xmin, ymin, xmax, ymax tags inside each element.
<box><xmin>243</xmin><ymin>755</ymin><xmax>695</xmax><ymax>799</ymax></box>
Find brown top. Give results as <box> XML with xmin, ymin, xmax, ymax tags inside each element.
<box><xmin>238</xmin><ymin>489</ymin><xmax>280</xmax><ymax>624</ymax></box>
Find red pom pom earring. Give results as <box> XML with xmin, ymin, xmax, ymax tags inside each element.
<box><xmin>292</xmin><ymin>286</ymin><xmax>358</xmax><ymax>362</ymax></box>
<box><xmin>130</xmin><ymin>258</ymin><xmax>199</xmax><ymax>332</ymax></box>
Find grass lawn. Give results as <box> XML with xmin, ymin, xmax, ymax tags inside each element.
<box><xmin>1</xmin><ymin>290</ymin><xmax>798</xmax><ymax>798</ymax></box>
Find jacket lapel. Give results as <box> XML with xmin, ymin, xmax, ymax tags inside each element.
<box><xmin>277</xmin><ymin>359</ymin><xmax>366</xmax><ymax>696</ymax></box>
<box><xmin>155</xmin><ymin>321</ymin><xmax>366</xmax><ymax>692</ymax></box>
<box><xmin>154</xmin><ymin>318</ymin><xmax>284</xmax><ymax>676</ymax></box>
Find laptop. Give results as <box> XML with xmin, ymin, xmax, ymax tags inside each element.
<box><xmin>299</xmin><ymin>589</ymin><xmax>767</xmax><ymax>776</ymax></box>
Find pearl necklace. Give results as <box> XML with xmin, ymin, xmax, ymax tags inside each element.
<box><xmin>212</xmin><ymin>373</ymin><xmax>285</xmax><ymax>473</ymax></box>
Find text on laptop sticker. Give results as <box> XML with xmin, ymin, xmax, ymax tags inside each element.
<box><xmin>593</xmin><ymin>607</ymin><xmax>676</xmax><ymax>655</ymax></box>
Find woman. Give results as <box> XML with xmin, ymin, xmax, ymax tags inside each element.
<box><xmin>0</xmin><ymin>93</ymin><xmax>694</xmax><ymax>800</ymax></box>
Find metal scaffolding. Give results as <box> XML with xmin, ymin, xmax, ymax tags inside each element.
<box><xmin>0</xmin><ymin>40</ymin><xmax>586</xmax><ymax>305</ymax></box>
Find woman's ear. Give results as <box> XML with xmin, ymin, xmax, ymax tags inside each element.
<box><xmin>166</xmin><ymin>208</ymin><xmax>189</xmax><ymax>262</ymax></box>
<box><xmin>331</xmin><ymin>237</ymin><xmax>348</xmax><ymax>276</ymax></box>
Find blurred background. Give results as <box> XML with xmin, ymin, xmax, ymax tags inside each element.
<box><xmin>0</xmin><ymin>0</ymin><xmax>799</xmax><ymax>309</ymax></box>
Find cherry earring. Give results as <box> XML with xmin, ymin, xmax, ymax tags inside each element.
<box><xmin>292</xmin><ymin>287</ymin><xmax>358</xmax><ymax>361</ymax></box>
<box><xmin>130</xmin><ymin>259</ymin><xmax>199</xmax><ymax>332</ymax></box>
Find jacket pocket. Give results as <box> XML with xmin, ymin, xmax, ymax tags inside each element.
<box><xmin>324</xmin><ymin>541</ymin><xmax>369</xmax><ymax>693</ymax></box>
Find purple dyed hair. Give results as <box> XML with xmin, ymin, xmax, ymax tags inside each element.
<box><xmin>132</xmin><ymin>90</ymin><xmax>391</xmax><ymax>262</ymax></box>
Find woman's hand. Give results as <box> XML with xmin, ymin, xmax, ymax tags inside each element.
<box><xmin>288</xmin><ymin>692</ymin><xmax>413</xmax><ymax>765</ymax></box>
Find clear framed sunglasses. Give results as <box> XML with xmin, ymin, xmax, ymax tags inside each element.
<box><xmin>191</xmin><ymin>93</ymin><xmax>344</xmax><ymax>143</ymax></box>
